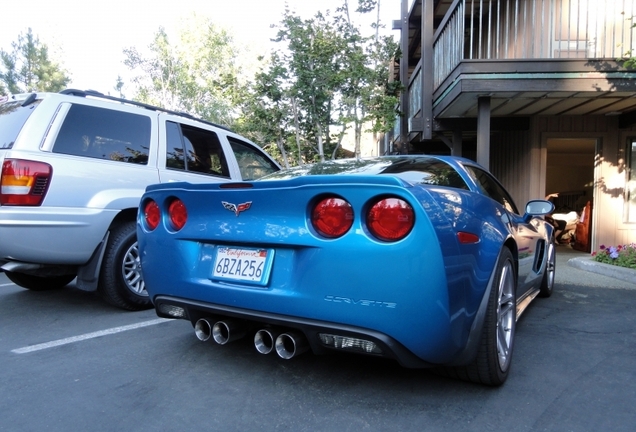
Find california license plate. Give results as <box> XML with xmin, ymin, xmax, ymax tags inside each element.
<box><xmin>212</xmin><ymin>247</ymin><xmax>274</xmax><ymax>286</ymax></box>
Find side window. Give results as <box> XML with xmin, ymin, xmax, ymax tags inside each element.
<box><xmin>227</xmin><ymin>137</ymin><xmax>279</xmax><ymax>180</ymax></box>
<box><xmin>53</xmin><ymin>104</ymin><xmax>150</xmax><ymax>164</ymax></box>
<box><xmin>165</xmin><ymin>121</ymin><xmax>230</xmax><ymax>178</ymax></box>
<box><xmin>465</xmin><ymin>165</ymin><xmax>519</xmax><ymax>214</ymax></box>
<box><xmin>166</xmin><ymin>121</ymin><xmax>185</xmax><ymax>169</ymax></box>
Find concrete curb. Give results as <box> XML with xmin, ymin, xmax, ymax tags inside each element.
<box><xmin>568</xmin><ymin>256</ymin><xmax>636</xmax><ymax>286</ymax></box>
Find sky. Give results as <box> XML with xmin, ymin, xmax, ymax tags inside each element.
<box><xmin>0</xmin><ymin>0</ymin><xmax>401</xmax><ymax>95</ymax></box>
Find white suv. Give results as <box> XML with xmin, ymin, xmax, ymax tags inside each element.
<box><xmin>0</xmin><ymin>89</ymin><xmax>280</xmax><ymax>310</ymax></box>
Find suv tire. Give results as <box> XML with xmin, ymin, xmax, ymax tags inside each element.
<box><xmin>5</xmin><ymin>272</ymin><xmax>76</xmax><ymax>291</ymax></box>
<box><xmin>98</xmin><ymin>221</ymin><xmax>151</xmax><ymax>311</ymax></box>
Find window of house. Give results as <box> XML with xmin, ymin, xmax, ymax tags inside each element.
<box><xmin>165</xmin><ymin>121</ymin><xmax>230</xmax><ymax>178</ymax></box>
<box><xmin>53</xmin><ymin>104</ymin><xmax>150</xmax><ymax>164</ymax></box>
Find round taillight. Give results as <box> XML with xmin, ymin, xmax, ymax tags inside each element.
<box><xmin>143</xmin><ymin>200</ymin><xmax>160</xmax><ymax>231</ymax></box>
<box><xmin>312</xmin><ymin>197</ymin><xmax>354</xmax><ymax>238</ymax></box>
<box><xmin>367</xmin><ymin>198</ymin><xmax>414</xmax><ymax>241</ymax></box>
<box><xmin>168</xmin><ymin>199</ymin><xmax>187</xmax><ymax>231</ymax></box>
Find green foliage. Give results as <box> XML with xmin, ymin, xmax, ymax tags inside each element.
<box><xmin>592</xmin><ymin>244</ymin><xmax>636</xmax><ymax>269</ymax></box>
<box><xmin>618</xmin><ymin>13</ymin><xmax>636</xmax><ymax>69</ymax></box>
<box><xmin>237</xmin><ymin>0</ymin><xmax>401</xmax><ymax>167</ymax></box>
<box><xmin>233</xmin><ymin>51</ymin><xmax>294</xmax><ymax>168</ymax></box>
<box><xmin>123</xmin><ymin>15</ymin><xmax>242</xmax><ymax>126</ymax></box>
<box><xmin>117</xmin><ymin>2</ymin><xmax>400</xmax><ymax>168</ymax></box>
<box><xmin>0</xmin><ymin>28</ymin><xmax>70</xmax><ymax>94</ymax></box>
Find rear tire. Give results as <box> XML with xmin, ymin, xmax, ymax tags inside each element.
<box><xmin>5</xmin><ymin>272</ymin><xmax>75</xmax><ymax>291</ymax></box>
<box><xmin>450</xmin><ymin>247</ymin><xmax>517</xmax><ymax>386</ymax></box>
<box><xmin>97</xmin><ymin>221</ymin><xmax>152</xmax><ymax>311</ymax></box>
<box><xmin>539</xmin><ymin>242</ymin><xmax>556</xmax><ymax>298</ymax></box>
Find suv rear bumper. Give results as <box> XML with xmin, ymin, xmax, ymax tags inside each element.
<box><xmin>0</xmin><ymin>206</ymin><xmax>117</xmax><ymax>264</ymax></box>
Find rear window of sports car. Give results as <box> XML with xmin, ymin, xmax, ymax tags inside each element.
<box><xmin>381</xmin><ymin>160</ymin><xmax>469</xmax><ymax>189</ymax></box>
<box><xmin>261</xmin><ymin>158</ymin><xmax>469</xmax><ymax>189</ymax></box>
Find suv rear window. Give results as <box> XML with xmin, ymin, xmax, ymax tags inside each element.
<box><xmin>165</xmin><ymin>121</ymin><xmax>230</xmax><ymax>178</ymax></box>
<box><xmin>53</xmin><ymin>104</ymin><xmax>151</xmax><ymax>164</ymax></box>
<box><xmin>228</xmin><ymin>137</ymin><xmax>280</xmax><ymax>180</ymax></box>
<box><xmin>0</xmin><ymin>99</ymin><xmax>41</xmax><ymax>149</ymax></box>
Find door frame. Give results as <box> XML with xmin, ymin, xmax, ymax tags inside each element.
<box><xmin>540</xmin><ymin>132</ymin><xmax>603</xmax><ymax>252</ymax></box>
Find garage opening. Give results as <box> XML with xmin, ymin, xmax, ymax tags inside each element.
<box><xmin>546</xmin><ymin>138</ymin><xmax>596</xmax><ymax>251</ymax></box>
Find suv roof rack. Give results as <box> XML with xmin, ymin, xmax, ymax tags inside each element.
<box><xmin>59</xmin><ymin>89</ymin><xmax>232</xmax><ymax>132</ymax></box>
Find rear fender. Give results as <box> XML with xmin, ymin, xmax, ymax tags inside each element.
<box><xmin>75</xmin><ymin>208</ymin><xmax>137</xmax><ymax>291</ymax></box>
<box><xmin>446</xmin><ymin>242</ymin><xmax>516</xmax><ymax>366</ymax></box>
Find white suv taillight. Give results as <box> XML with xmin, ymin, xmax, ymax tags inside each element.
<box><xmin>0</xmin><ymin>159</ymin><xmax>52</xmax><ymax>206</ymax></box>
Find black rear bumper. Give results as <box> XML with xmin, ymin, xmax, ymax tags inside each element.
<box><xmin>153</xmin><ymin>295</ymin><xmax>435</xmax><ymax>369</ymax></box>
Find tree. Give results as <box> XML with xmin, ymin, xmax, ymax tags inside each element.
<box><xmin>234</xmin><ymin>51</ymin><xmax>294</xmax><ymax>168</ymax></box>
<box><xmin>123</xmin><ymin>15</ymin><xmax>243</xmax><ymax>126</ymax></box>
<box><xmin>275</xmin><ymin>9</ymin><xmax>349</xmax><ymax>163</ymax></box>
<box><xmin>238</xmin><ymin>0</ymin><xmax>400</xmax><ymax>165</ymax></box>
<box><xmin>619</xmin><ymin>13</ymin><xmax>636</xmax><ymax>69</ymax></box>
<box><xmin>114</xmin><ymin>75</ymin><xmax>125</xmax><ymax>98</ymax></box>
<box><xmin>0</xmin><ymin>28</ymin><xmax>70</xmax><ymax>93</ymax></box>
<box><xmin>332</xmin><ymin>0</ymin><xmax>401</xmax><ymax>159</ymax></box>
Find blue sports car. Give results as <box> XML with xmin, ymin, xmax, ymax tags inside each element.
<box><xmin>137</xmin><ymin>156</ymin><xmax>555</xmax><ymax>386</ymax></box>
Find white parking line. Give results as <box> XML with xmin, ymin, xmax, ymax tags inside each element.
<box><xmin>0</xmin><ymin>282</ymin><xmax>16</xmax><ymax>287</ymax></box>
<box><xmin>11</xmin><ymin>318</ymin><xmax>172</xmax><ymax>354</ymax></box>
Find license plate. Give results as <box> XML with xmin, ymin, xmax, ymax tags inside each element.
<box><xmin>211</xmin><ymin>247</ymin><xmax>274</xmax><ymax>286</ymax></box>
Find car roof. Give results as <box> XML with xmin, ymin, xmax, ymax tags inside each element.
<box><xmin>7</xmin><ymin>89</ymin><xmax>234</xmax><ymax>132</ymax></box>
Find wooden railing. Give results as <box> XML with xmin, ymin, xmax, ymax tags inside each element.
<box><xmin>432</xmin><ymin>0</ymin><xmax>636</xmax><ymax>89</ymax></box>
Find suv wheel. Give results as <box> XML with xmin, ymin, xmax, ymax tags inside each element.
<box><xmin>5</xmin><ymin>272</ymin><xmax>76</xmax><ymax>291</ymax></box>
<box><xmin>98</xmin><ymin>221</ymin><xmax>152</xmax><ymax>311</ymax></box>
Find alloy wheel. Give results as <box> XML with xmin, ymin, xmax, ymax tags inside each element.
<box><xmin>121</xmin><ymin>241</ymin><xmax>147</xmax><ymax>296</ymax></box>
<box><xmin>496</xmin><ymin>260</ymin><xmax>515</xmax><ymax>370</ymax></box>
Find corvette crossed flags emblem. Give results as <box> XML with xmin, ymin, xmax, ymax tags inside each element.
<box><xmin>222</xmin><ymin>201</ymin><xmax>252</xmax><ymax>216</ymax></box>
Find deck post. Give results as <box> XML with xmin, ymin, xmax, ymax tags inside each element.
<box><xmin>477</xmin><ymin>97</ymin><xmax>491</xmax><ymax>169</ymax></box>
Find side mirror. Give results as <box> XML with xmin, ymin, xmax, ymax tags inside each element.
<box><xmin>523</xmin><ymin>200</ymin><xmax>554</xmax><ymax>222</ymax></box>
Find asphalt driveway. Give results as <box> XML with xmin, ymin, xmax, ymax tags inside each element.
<box><xmin>0</xmin><ymin>245</ymin><xmax>634</xmax><ymax>431</ymax></box>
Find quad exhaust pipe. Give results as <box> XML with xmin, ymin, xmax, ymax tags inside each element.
<box><xmin>254</xmin><ymin>328</ymin><xmax>279</xmax><ymax>354</ymax></box>
<box><xmin>194</xmin><ymin>318</ymin><xmax>246</xmax><ymax>344</ymax></box>
<box><xmin>196</xmin><ymin>320</ymin><xmax>309</xmax><ymax>359</ymax></box>
<box><xmin>254</xmin><ymin>329</ymin><xmax>309</xmax><ymax>359</ymax></box>
<box><xmin>194</xmin><ymin>318</ymin><xmax>214</xmax><ymax>342</ymax></box>
<box><xmin>275</xmin><ymin>331</ymin><xmax>309</xmax><ymax>359</ymax></box>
